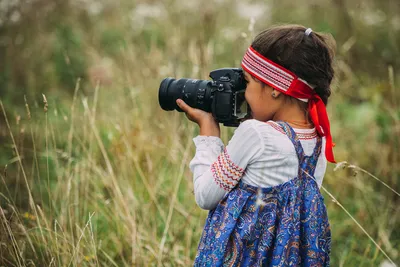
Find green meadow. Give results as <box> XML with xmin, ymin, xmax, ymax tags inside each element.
<box><xmin>0</xmin><ymin>0</ymin><xmax>399</xmax><ymax>266</ymax></box>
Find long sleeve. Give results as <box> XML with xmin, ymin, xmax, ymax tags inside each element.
<box><xmin>189</xmin><ymin>120</ymin><xmax>264</xmax><ymax>210</ymax></box>
<box><xmin>189</xmin><ymin>136</ymin><xmax>225</xmax><ymax>210</ymax></box>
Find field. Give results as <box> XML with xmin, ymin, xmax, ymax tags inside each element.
<box><xmin>0</xmin><ymin>0</ymin><xmax>399</xmax><ymax>266</ymax></box>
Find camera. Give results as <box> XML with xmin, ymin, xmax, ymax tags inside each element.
<box><xmin>158</xmin><ymin>68</ymin><xmax>249</xmax><ymax>127</ymax></box>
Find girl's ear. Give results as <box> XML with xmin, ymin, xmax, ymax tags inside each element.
<box><xmin>271</xmin><ymin>89</ymin><xmax>282</xmax><ymax>98</ymax></box>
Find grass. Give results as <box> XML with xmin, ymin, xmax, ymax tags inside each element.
<box><xmin>1</xmin><ymin>0</ymin><xmax>399</xmax><ymax>266</ymax></box>
<box><xmin>1</xmin><ymin>84</ymin><xmax>207</xmax><ymax>266</ymax></box>
<box><xmin>0</xmin><ymin>77</ymin><xmax>398</xmax><ymax>266</ymax></box>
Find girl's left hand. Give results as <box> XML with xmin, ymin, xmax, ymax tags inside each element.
<box><xmin>176</xmin><ymin>99</ymin><xmax>220</xmax><ymax>137</ymax></box>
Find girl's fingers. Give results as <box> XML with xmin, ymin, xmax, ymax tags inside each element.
<box><xmin>176</xmin><ymin>99</ymin><xmax>214</xmax><ymax>125</ymax></box>
<box><xmin>176</xmin><ymin>99</ymin><xmax>190</xmax><ymax>112</ymax></box>
<box><xmin>176</xmin><ymin>99</ymin><xmax>202</xmax><ymax>122</ymax></box>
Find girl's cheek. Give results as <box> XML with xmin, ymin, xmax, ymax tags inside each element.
<box><xmin>244</xmin><ymin>91</ymin><xmax>250</xmax><ymax>101</ymax></box>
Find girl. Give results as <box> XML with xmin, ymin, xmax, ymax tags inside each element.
<box><xmin>177</xmin><ymin>24</ymin><xmax>336</xmax><ymax>266</ymax></box>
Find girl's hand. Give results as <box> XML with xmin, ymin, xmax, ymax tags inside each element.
<box><xmin>176</xmin><ymin>99</ymin><xmax>220</xmax><ymax>137</ymax></box>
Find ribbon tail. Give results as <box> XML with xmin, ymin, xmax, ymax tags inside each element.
<box><xmin>315</xmin><ymin>98</ymin><xmax>336</xmax><ymax>163</ymax></box>
<box><xmin>324</xmin><ymin>132</ymin><xmax>336</xmax><ymax>163</ymax></box>
<box><xmin>309</xmin><ymin>97</ymin><xmax>336</xmax><ymax>163</ymax></box>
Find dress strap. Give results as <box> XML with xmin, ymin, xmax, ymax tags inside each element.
<box><xmin>275</xmin><ymin>121</ymin><xmax>305</xmax><ymax>162</ymax></box>
<box><xmin>275</xmin><ymin>121</ymin><xmax>322</xmax><ymax>176</ymax></box>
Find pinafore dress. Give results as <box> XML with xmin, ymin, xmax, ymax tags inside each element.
<box><xmin>194</xmin><ymin>122</ymin><xmax>331</xmax><ymax>266</ymax></box>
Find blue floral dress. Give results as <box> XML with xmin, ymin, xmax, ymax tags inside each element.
<box><xmin>194</xmin><ymin>122</ymin><xmax>331</xmax><ymax>266</ymax></box>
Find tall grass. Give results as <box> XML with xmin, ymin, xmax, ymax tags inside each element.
<box><xmin>0</xmin><ymin>0</ymin><xmax>399</xmax><ymax>266</ymax></box>
<box><xmin>0</xmin><ymin>70</ymin><xmax>398</xmax><ymax>266</ymax></box>
<box><xmin>1</xmin><ymin>82</ymin><xmax>205</xmax><ymax>266</ymax></box>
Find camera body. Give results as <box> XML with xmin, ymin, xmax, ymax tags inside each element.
<box><xmin>158</xmin><ymin>68</ymin><xmax>248</xmax><ymax>127</ymax></box>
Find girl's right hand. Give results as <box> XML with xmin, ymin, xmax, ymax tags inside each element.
<box><xmin>176</xmin><ymin>99</ymin><xmax>220</xmax><ymax>137</ymax></box>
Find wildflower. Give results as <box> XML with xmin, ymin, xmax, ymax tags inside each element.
<box><xmin>23</xmin><ymin>212</ymin><xmax>36</xmax><ymax>221</ymax></box>
<box><xmin>84</xmin><ymin>255</ymin><xmax>95</xmax><ymax>262</ymax></box>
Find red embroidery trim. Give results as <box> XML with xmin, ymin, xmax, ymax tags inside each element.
<box><xmin>266</xmin><ymin>121</ymin><xmax>318</xmax><ymax>140</ymax></box>
<box><xmin>211</xmin><ymin>149</ymin><xmax>244</xmax><ymax>191</ymax></box>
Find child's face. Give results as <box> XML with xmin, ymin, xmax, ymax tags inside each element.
<box><xmin>243</xmin><ymin>71</ymin><xmax>281</xmax><ymax>121</ymax></box>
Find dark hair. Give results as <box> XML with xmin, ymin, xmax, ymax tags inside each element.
<box><xmin>251</xmin><ymin>24</ymin><xmax>336</xmax><ymax>105</ymax></box>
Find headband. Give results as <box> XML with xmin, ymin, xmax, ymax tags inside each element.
<box><xmin>241</xmin><ymin>46</ymin><xmax>336</xmax><ymax>163</ymax></box>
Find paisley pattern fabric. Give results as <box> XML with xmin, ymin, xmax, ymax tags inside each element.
<box><xmin>194</xmin><ymin>122</ymin><xmax>331</xmax><ymax>266</ymax></box>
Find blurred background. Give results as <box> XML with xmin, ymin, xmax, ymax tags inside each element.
<box><xmin>0</xmin><ymin>0</ymin><xmax>399</xmax><ymax>266</ymax></box>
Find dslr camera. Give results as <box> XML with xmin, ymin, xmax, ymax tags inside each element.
<box><xmin>158</xmin><ymin>68</ymin><xmax>249</xmax><ymax>127</ymax></box>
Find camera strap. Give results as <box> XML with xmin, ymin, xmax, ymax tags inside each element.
<box><xmin>241</xmin><ymin>46</ymin><xmax>336</xmax><ymax>163</ymax></box>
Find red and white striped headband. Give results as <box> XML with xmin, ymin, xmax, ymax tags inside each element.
<box><xmin>241</xmin><ymin>46</ymin><xmax>316</xmax><ymax>102</ymax></box>
<box><xmin>241</xmin><ymin>46</ymin><xmax>336</xmax><ymax>163</ymax></box>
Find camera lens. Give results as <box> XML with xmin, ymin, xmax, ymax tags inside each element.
<box><xmin>158</xmin><ymin>78</ymin><xmax>212</xmax><ymax>112</ymax></box>
<box><xmin>158</xmin><ymin>78</ymin><xmax>176</xmax><ymax>110</ymax></box>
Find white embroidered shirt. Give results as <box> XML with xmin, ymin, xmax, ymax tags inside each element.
<box><xmin>189</xmin><ymin>119</ymin><xmax>327</xmax><ymax>210</ymax></box>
